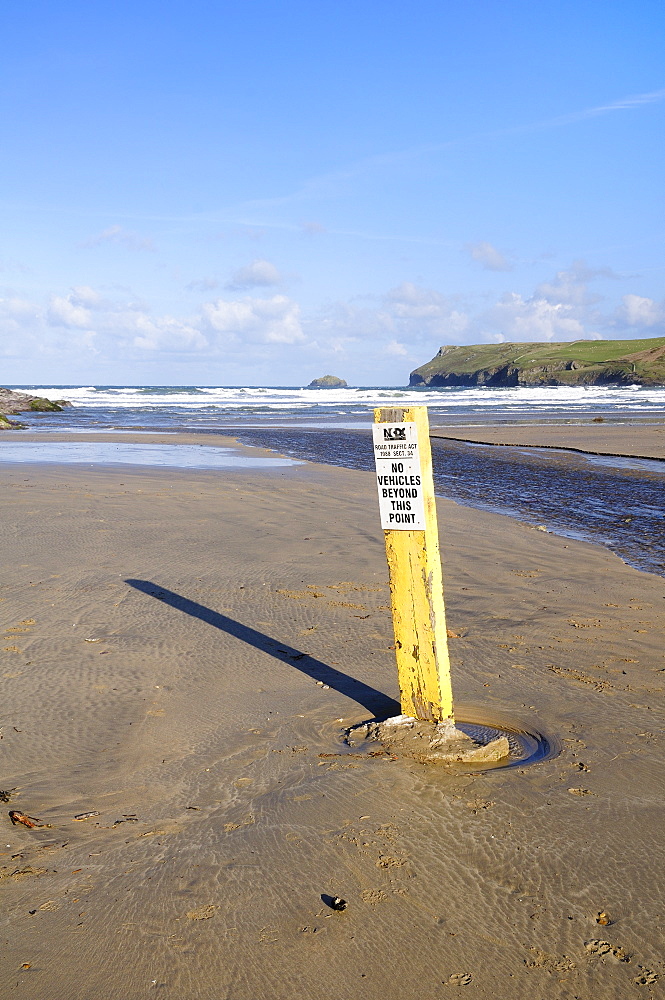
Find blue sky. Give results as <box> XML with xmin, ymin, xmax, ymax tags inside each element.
<box><xmin>1</xmin><ymin>0</ymin><xmax>664</xmax><ymax>385</ymax></box>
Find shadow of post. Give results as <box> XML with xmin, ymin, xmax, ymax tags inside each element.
<box><xmin>125</xmin><ymin>579</ymin><xmax>399</xmax><ymax>718</ymax></box>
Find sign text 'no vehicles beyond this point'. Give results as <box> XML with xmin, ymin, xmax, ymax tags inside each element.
<box><xmin>372</xmin><ymin>422</ymin><xmax>426</xmax><ymax>529</ymax></box>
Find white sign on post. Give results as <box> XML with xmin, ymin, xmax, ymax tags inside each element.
<box><xmin>372</xmin><ymin>421</ymin><xmax>426</xmax><ymax>529</ymax></box>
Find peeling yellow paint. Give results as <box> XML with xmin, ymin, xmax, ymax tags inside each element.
<box><xmin>375</xmin><ymin>405</ymin><xmax>454</xmax><ymax>722</ymax></box>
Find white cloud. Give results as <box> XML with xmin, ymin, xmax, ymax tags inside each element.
<box><xmin>46</xmin><ymin>286</ymin><xmax>109</xmax><ymax>328</ymax></box>
<box><xmin>4</xmin><ymin>261</ymin><xmax>663</xmax><ymax>381</ymax></box>
<box><xmin>345</xmin><ymin>283</ymin><xmax>463</xmax><ymax>341</ymax></box>
<box><xmin>226</xmin><ymin>259</ymin><xmax>282</xmax><ymax>289</ymax></box>
<box><xmin>83</xmin><ymin>225</ymin><xmax>156</xmax><ymax>252</ymax></box>
<box><xmin>481</xmin><ymin>291</ymin><xmax>589</xmax><ymax>342</ymax></box>
<box><xmin>535</xmin><ymin>260</ymin><xmax>619</xmax><ymax>307</ymax></box>
<box><xmin>383</xmin><ymin>283</ymin><xmax>470</xmax><ymax>339</ymax></box>
<box><xmin>43</xmin><ymin>286</ymin><xmax>208</xmax><ymax>353</ymax></box>
<box><xmin>0</xmin><ymin>296</ymin><xmax>39</xmax><ymax>323</ymax></box>
<box><xmin>466</xmin><ymin>241</ymin><xmax>513</xmax><ymax>272</ymax></box>
<box><xmin>202</xmin><ymin>294</ymin><xmax>304</xmax><ymax>344</ymax></box>
<box><xmin>307</xmin><ymin>283</ymin><xmax>470</xmax><ymax>366</ymax></box>
<box><xmin>48</xmin><ymin>295</ymin><xmax>92</xmax><ymax>329</ymax></box>
<box><xmin>128</xmin><ymin>314</ymin><xmax>208</xmax><ymax>352</ymax></box>
<box><xmin>70</xmin><ymin>285</ymin><xmax>104</xmax><ymax>307</ymax></box>
<box><xmin>385</xmin><ymin>282</ymin><xmax>450</xmax><ymax>320</ymax></box>
<box><xmin>310</xmin><ymin>267</ymin><xmax>620</xmax><ymax>361</ymax></box>
<box><xmin>0</xmin><ymin>297</ymin><xmax>41</xmax><ymax>354</ymax></box>
<box><xmin>437</xmin><ymin>260</ymin><xmax>638</xmax><ymax>345</ymax></box>
<box><xmin>616</xmin><ymin>294</ymin><xmax>664</xmax><ymax>328</ymax></box>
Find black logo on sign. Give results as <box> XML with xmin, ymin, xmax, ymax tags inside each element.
<box><xmin>384</xmin><ymin>427</ymin><xmax>406</xmax><ymax>440</ymax></box>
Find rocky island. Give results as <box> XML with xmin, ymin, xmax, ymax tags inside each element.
<box><xmin>409</xmin><ymin>336</ymin><xmax>665</xmax><ymax>387</ymax></box>
<box><xmin>0</xmin><ymin>387</ymin><xmax>70</xmax><ymax>429</ymax></box>
<box><xmin>307</xmin><ymin>375</ymin><xmax>347</xmax><ymax>388</ymax></box>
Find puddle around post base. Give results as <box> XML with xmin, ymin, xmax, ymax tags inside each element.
<box><xmin>343</xmin><ymin>704</ymin><xmax>560</xmax><ymax>771</ymax></box>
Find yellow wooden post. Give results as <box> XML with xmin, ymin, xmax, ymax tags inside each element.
<box><xmin>373</xmin><ymin>405</ymin><xmax>454</xmax><ymax>722</ymax></box>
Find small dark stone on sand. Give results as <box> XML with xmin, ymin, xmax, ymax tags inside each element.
<box><xmin>321</xmin><ymin>893</ymin><xmax>348</xmax><ymax>911</ymax></box>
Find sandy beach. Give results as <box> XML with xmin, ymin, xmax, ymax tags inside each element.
<box><xmin>430</xmin><ymin>423</ymin><xmax>665</xmax><ymax>461</ymax></box>
<box><xmin>1</xmin><ymin>430</ymin><xmax>664</xmax><ymax>998</ymax></box>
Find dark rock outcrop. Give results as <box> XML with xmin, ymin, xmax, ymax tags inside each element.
<box><xmin>0</xmin><ymin>387</ymin><xmax>71</xmax><ymax>428</ymax></box>
<box><xmin>307</xmin><ymin>375</ymin><xmax>347</xmax><ymax>388</ymax></box>
<box><xmin>0</xmin><ymin>413</ymin><xmax>22</xmax><ymax>429</ymax></box>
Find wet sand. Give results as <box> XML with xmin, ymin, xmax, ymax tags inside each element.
<box><xmin>1</xmin><ymin>444</ymin><xmax>664</xmax><ymax>998</ymax></box>
<box><xmin>430</xmin><ymin>423</ymin><xmax>665</xmax><ymax>460</ymax></box>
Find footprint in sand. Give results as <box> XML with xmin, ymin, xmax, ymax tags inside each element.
<box><xmin>445</xmin><ymin>972</ymin><xmax>472</xmax><ymax>986</ymax></box>
<box><xmin>634</xmin><ymin>969</ymin><xmax>659</xmax><ymax>986</ymax></box>
<box><xmin>585</xmin><ymin>940</ymin><xmax>631</xmax><ymax>963</ymax></box>
<box><xmin>361</xmin><ymin>889</ymin><xmax>387</xmax><ymax>904</ymax></box>
<box><xmin>186</xmin><ymin>904</ymin><xmax>217</xmax><ymax>920</ymax></box>
<box><xmin>376</xmin><ymin>854</ymin><xmax>407</xmax><ymax>868</ymax></box>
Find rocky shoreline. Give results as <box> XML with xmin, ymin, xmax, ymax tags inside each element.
<box><xmin>0</xmin><ymin>388</ymin><xmax>70</xmax><ymax>429</ymax></box>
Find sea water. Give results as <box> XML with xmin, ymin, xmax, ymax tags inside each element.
<box><xmin>6</xmin><ymin>382</ymin><xmax>665</xmax><ymax>431</ymax></box>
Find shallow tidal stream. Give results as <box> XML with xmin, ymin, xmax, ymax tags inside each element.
<box><xmin>228</xmin><ymin>427</ymin><xmax>665</xmax><ymax>577</ymax></box>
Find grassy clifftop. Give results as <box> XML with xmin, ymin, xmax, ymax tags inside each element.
<box><xmin>409</xmin><ymin>337</ymin><xmax>665</xmax><ymax>387</ymax></box>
